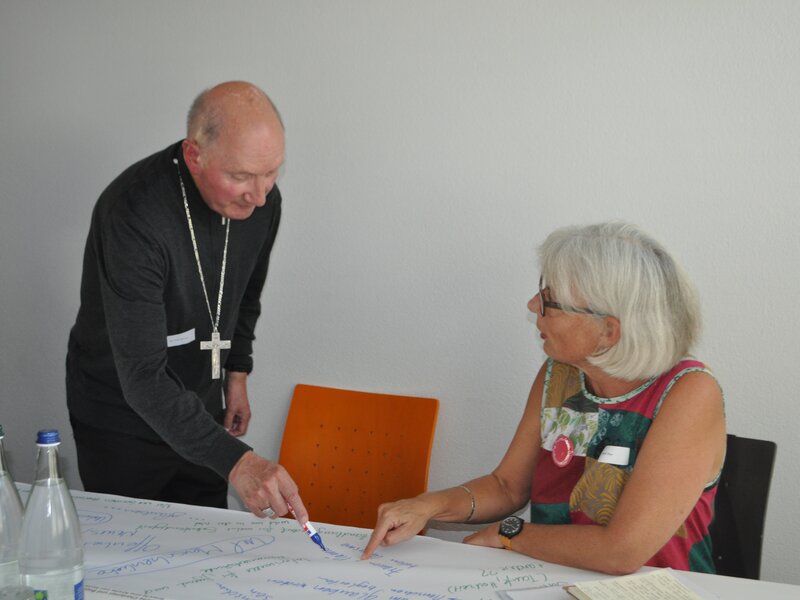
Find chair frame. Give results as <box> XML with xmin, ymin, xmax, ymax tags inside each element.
<box><xmin>709</xmin><ymin>433</ymin><xmax>776</xmax><ymax>579</ymax></box>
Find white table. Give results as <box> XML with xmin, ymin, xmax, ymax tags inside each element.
<box><xmin>17</xmin><ymin>485</ymin><xmax>799</xmax><ymax>600</ymax></box>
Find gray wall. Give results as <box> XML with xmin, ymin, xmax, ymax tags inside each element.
<box><xmin>1</xmin><ymin>0</ymin><xmax>798</xmax><ymax>584</ymax></box>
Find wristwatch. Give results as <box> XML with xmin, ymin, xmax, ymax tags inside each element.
<box><xmin>498</xmin><ymin>515</ymin><xmax>524</xmax><ymax>550</ymax></box>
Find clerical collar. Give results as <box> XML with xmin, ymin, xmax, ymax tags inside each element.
<box><xmin>172</xmin><ymin>149</ymin><xmax>228</xmax><ymax>225</ymax></box>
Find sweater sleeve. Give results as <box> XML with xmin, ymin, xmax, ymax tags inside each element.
<box><xmin>94</xmin><ymin>195</ymin><xmax>251</xmax><ymax>478</ymax></box>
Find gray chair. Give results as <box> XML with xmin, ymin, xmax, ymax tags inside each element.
<box><xmin>709</xmin><ymin>434</ymin><xmax>777</xmax><ymax>579</ymax></box>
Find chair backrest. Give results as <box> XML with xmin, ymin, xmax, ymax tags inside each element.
<box><xmin>709</xmin><ymin>433</ymin><xmax>777</xmax><ymax>579</ymax></box>
<box><xmin>279</xmin><ymin>384</ymin><xmax>439</xmax><ymax>529</ymax></box>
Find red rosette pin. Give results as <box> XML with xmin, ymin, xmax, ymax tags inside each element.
<box><xmin>552</xmin><ymin>434</ymin><xmax>575</xmax><ymax>468</ymax></box>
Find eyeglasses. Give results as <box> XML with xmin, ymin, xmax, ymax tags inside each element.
<box><xmin>538</xmin><ymin>276</ymin><xmax>608</xmax><ymax>318</ymax></box>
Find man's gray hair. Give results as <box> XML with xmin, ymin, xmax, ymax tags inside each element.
<box><xmin>186</xmin><ymin>83</ymin><xmax>283</xmax><ymax>147</ymax></box>
<box><xmin>186</xmin><ymin>90</ymin><xmax>221</xmax><ymax>147</ymax></box>
<box><xmin>539</xmin><ymin>221</ymin><xmax>700</xmax><ymax>380</ymax></box>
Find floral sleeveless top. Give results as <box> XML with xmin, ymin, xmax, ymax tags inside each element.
<box><xmin>530</xmin><ymin>358</ymin><xmax>721</xmax><ymax>572</ymax></box>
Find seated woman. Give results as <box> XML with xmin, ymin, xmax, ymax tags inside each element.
<box><xmin>362</xmin><ymin>221</ymin><xmax>726</xmax><ymax>575</ymax></box>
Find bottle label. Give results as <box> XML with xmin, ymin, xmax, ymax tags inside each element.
<box><xmin>31</xmin><ymin>580</ymin><xmax>83</xmax><ymax>600</ymax></box>
<box><xmin>24</xmin><ymin>569</ymin><xmax>84</xmax><ymax>600</ymax></box>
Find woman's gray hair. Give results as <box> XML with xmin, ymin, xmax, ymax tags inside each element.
<box><xmin>539</xmin><ymin>221</ymin><xmax>700</xmax><ymax>380</ymax></box>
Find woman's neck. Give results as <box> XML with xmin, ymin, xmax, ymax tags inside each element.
<box><xmin>581</xmin><ymin>364</ymin><xmax>648</xmax><ymax>399</ymax></box>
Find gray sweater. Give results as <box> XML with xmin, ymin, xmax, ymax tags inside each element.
<box><xmin>67</xmin><ymin>141</ymin><xmax>281</xmax><ymax>478</ymax></box>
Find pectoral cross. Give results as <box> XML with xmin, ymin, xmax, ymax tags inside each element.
<box><xmin>200</xmin><ymin>331</ymin><xmax>231</xmax><ymax>379</ymax></box>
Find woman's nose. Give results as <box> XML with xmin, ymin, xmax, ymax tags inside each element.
<box><xmin>528</xmin><ymin>294</ymin><xmax>540</xmax><ymax>314</ymax></box>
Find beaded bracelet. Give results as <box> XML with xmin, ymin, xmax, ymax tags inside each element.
<box><xmin>459</xmin><ymin>485</ymin><xmax>476</xmax><ymax>522</ymax></box>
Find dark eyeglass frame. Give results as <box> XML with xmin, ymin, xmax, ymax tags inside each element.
<box><xmin>538</xmin><ymin>276</ymin><xmax>608</xmax><ymax>318</ymax></box>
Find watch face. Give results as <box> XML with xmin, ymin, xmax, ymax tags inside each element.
<box><xmin>499</xmin><ymin>516</ymin><xmax>523</xmax><ymax>538</ymax></box>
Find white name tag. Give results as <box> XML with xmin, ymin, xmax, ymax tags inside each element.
<box><xmin>166</xmin><ymin>328</ymin><xmax>196</xmax><ymax>348</ymax></box>
<box><xmin>598</xmin><ymin>445</ymin><xmax>630</xmax><ymax>466</ymax></box>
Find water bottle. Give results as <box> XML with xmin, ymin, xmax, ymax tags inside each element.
<box><xmin>0</xmin><ymin>424</ymin><xmax>24</xmax><ymax>587</ymax></box>
<box><xmin>18</xmin><ymin>430</ymin><xmax>84</xmax><ymax>600</ymax></box>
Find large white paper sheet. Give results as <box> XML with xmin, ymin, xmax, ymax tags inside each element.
<box><xmin>17</xmin><ymin>485</ymin><xmax>597</xmax><ymax>599</ymax></box>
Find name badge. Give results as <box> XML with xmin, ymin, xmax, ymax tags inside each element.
<box><xmin>598</xmin><ymin>445</ymin><xmax>630</xmax><ymax>466</ymax></box>
<box><xmin>167</xmin><ymin>328</ymin><xmax>196</xmax><ymax>348</ymax></box>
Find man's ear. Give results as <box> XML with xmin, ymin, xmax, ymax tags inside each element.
<box><xmin>182</xmin><ymin>139</ymin><xmax>202</xmax><ymax>175</ymax></box>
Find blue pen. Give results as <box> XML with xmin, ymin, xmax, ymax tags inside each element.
<box><xmin>300</xmin><ymin>519</ymin><xmax>327</xmax><ymax>551</ymax></box>
<box><xmin>289</xmin><ymin>504</ymin><xmax>327</xmax><ymax>551</ymax></box>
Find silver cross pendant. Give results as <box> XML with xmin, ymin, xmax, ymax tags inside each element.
<box><xmin>200</xmin><ymin>331</ymin><xmax>231</xmax><ymax>379</ymax></box>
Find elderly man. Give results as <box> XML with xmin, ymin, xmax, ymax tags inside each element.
<box><xmin>66</xmin><ymin>81</ymin><xmax>306</xmax><ymax>522</ymax></box>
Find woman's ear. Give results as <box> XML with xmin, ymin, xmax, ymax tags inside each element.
<box><xmin>601</xmin><ymin>315</ymin><xmax>621</xmax><ymax>349</ymax></box>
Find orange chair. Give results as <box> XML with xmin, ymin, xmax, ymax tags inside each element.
<box><xmin>279</xmin><ymin>384</ymin><xmax>439</xmax><ymax>529</ymax></box>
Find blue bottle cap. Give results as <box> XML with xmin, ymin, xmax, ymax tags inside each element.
<box><xmin>36</xmin><ymin>429</ymin><xmax>60</xmax><ymax>444</ymax></box>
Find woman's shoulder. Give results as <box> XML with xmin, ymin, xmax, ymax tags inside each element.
<box><xmin>654</xmin><ymin>357</ymin><xmax>724</xmax><ymax>416</ymax></box>
<box><xmin>660</xmin><ymin>357</ymin><xmax>719</xmax><ymax>388</ymax></box>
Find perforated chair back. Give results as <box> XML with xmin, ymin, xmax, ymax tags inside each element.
<box><xmin>279</xmin><ymin>384</ymin><xmax>439</xmax><ymax>529</ymax></box>
<box><xmin>709</xmin><ymin>433</ymin><xmax>777</xmax><ymax>579</ymax></box>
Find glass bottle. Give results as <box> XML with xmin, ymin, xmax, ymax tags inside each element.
<box><xmin>0</xmin><ymin>424</ymin><xmax>24</xmax><ymax>587</ymax></box>
<box><xmin>18</xmin><ymin>430</ymin><xmax>84</xmax><ymax>600</ymax></box>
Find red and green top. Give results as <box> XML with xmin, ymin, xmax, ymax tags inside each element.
<box><xmin>530</xmin><ymin>358</ymin><xmax>721</xmax><ymax>572</ymax></box>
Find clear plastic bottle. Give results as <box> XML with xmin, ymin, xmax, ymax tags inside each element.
<box><xmin>18</xmin><ymin>430</ymin><xmax>84</xmax><ymax>600</ymax></box>
<box><xmin>0</xmin><ymin>424</ymin><xmax>25</xmax><ymax>587</ymax></box>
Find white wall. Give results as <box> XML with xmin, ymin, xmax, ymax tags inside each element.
<box><xmin>1</xmin><ymin>0</ymin><xmax>798</xmax><ymax>584</ymax></box>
